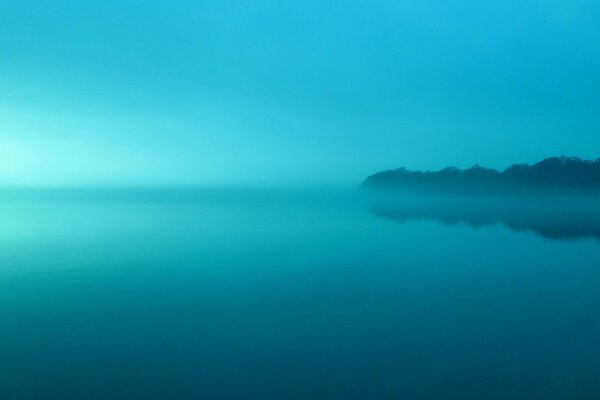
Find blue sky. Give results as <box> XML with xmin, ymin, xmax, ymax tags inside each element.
<box><xmin>1</xmin><ymin>0</ymin><xmax>599</xmax><ymax>185</ymax></box>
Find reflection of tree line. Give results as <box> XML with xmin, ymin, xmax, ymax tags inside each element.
<box><xmin>367</xmin><ymin>196</ymin><xmax>600</xmax><ymax>241</ymax></box>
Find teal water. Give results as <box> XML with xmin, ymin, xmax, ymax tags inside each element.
<box><xmin>1</xmin><ymin>188</ymin><xmax>600</xmax><ymax>399</ymax></box>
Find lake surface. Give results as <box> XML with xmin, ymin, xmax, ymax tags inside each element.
<box><xmin>1</xmin><ymin>188</ymin><xmax>600</xmax><ymax>399</ymax></box>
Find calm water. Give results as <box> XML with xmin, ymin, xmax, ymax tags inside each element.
<box><xmin>1</xmin><ymin>188</ymin><xmax>600</xmax><ymax>399</ymax></box>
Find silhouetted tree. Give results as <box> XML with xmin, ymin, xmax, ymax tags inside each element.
<box><xmin>362</xmin><ymin>156</ymin><xmax>600</xmax><ymax>194</ymax></box>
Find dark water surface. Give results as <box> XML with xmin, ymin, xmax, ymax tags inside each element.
<box><xmin>1</xmin><ymin>188</ymin><xmax>599</xmax><ymax>399</ymax></box>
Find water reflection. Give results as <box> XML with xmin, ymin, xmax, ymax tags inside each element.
<box><xmin>366</xmin><ymin>194</ymin><xmax>600</xmax><ymax>241</ymax></box>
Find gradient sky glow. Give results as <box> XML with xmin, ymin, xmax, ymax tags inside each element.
<box><xmin>1</xmin><ymin>0</ymin><xmax>600</xmax><ymax>185</ymax></box>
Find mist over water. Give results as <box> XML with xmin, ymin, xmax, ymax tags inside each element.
<box><xmin>2</xmin><ymin>187</ymin><xmax>600</xmax><ymax>399</ymax></box>
<box><xmin>4</xmin><ymin>0</ymin><xmax>600</xmax><ymax>397</ymax></box>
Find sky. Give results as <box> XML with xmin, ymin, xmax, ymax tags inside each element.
<box><xmin>1</xmin><ymin>0</ymin><xmax>599</xmax><ymax>185</ymax></box>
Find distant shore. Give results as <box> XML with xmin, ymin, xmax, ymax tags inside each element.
<box><xmin>362</xmin><ymin>156</ymin><xmax>600</xmax><ymax>195</ymax></box>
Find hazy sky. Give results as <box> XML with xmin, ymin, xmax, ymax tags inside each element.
<box><xmin>1</xmin><ymin>0</ymin><xmax>599</xmax><ymax>185</ymax></box>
